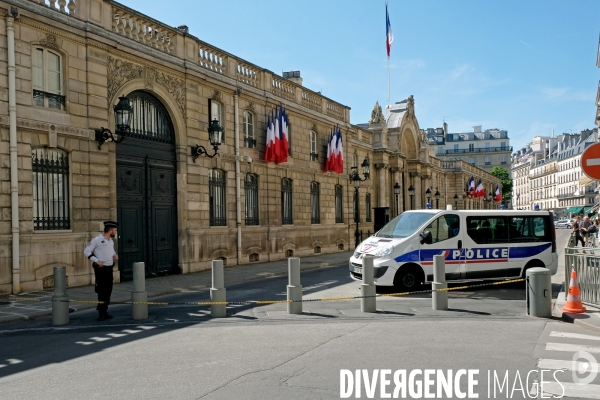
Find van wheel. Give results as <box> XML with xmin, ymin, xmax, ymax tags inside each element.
<box><xmin>394</xmin><ymin>265</ymin><xmax>424</xmax><ymax>291</ymax></box>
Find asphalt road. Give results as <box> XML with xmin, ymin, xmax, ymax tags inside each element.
<box><xmin>2</xmin><ymin>228</ymin><xmax>594</xmax><ymax>400</ymax></box>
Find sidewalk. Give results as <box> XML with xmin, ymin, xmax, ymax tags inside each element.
<box><xmin>553</xmin><ymin>291</ymin><xmax>600</xmax><ymax>333</ymax></box>
<box><xmin>0</xmin><ymin>251</ymin><xmax>353</xmax><ymax>325</ymax></box>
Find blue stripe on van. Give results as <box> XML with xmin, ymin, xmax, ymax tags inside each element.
<box><xmin>509</xmin><ymin>243</ymin><xmax>551</xmax><ymax>258</ymax></box>
<box><xmin>394</xmin><ymin>243</ymin><xmax>551</xmax><ymax>264</ymax></box>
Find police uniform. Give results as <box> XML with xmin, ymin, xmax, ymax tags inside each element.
<box><xmin>84</xmin><ymin>221</ymin><xmax>118</xmax><ymax>320</ymax></box>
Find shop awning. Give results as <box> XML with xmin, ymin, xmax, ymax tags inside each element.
<box><xmin>584</xmin><ymin>206</ymin><xmax>594</xmax><ymax>213</ymax></box>
<box><xmin>566</xmin><ymin>206</ymin><xmax>584</xmax><ymax>214</ymax></box>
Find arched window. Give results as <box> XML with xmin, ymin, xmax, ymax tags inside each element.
<box><xmin>208</xmin><ymin>99</ymin><xmax>224</xmax><ymax>143</ymax></box>
<box><xmin>243</xmin><ymin>111</ymin><xmax>255</xmax><ymax>148</ymax></box>
<box><xmin>244</xmin><ymin>174</ymin><xmax>259</xmax><ymax>225</ymax></box>
<box><xmin>32</xmin><ymin>147</ymin><xmax>70</xmax><ymax>230</ymax></box>
<box><xmin>209</xmin><ymin>169</ymin><xmax>227</xmax><ymax>226</ymax></box>
<box><xmin>32</xmin><ymin>47</ymin><xmax>64</xmax><ymax>110</ymax></box>
<box><xmin>309</xmin><ymin>131</ymin><xmax>318</xmax><ymax>161</ymax></box>
<box><xmin>311</xmin><ymin>182</ymin><xmax>320</xmax><ymax>224</ymax></box>
<box><xmin>281</xmin><ymin>178</ymin><xmax>293</xmax><ymax>225</ymax></box>
<box><xmin>335</xmin><ymin>185</ymin><xmax>344</xmax><ymax>223</ymax></box>
<box><xmin>128</xmin><ymin>92</ymin><xmax>174</xmax><ymax>143</ymax></box>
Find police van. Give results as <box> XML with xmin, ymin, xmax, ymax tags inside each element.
<box><xmin>349</xmin><ymin>209</ymin><xmax>558</xmax><ymax>290</ymax></box>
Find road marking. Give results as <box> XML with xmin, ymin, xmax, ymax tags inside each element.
<box><xmin>75</xmin><ymin>341</ymin><xmax>94</xmax><ymax>346</ymax></box>
<box><xmin>587</xmin><ymin>158</ymin><xmax>600</xmax><ymax>167</ymax></box>
<box><xmin>137</xmin><ymin>325</ymin><xmax>156</xmax><ymax>330</ymax></box>
<box><xmin>0</xmin><ymin>365</ymin><xmax>6</xmax><ymax>369</ymax></box>
<box><xmin>538</xmin><ymin>358</ymin><xmax>600</xmax><ymax>372</ymax></box>
<box><xmin>106</xmin><ymin>333</ymin><xmax>127</xmax><ymax>338</ymax></box>
<box><xmin>121</xmin><ymin>329</ymin><xmax>141</xmax><ymax>334</ymax></box>
<box><xmin>89</xmin><ymin>337</ymin><xmax>111</xmax><ymax>342</ymax></box>
<box><xmin>550</xmin><ymin>331</ymin><xmax>600</xmax><ymax>341</ymax></box>
<box><xmin>546</xmin><ymin>342</ymin><xmax>600</xmax><ymax>354</ymax></box>
<box><xmin>6</xmin><ymin>359</ymin><xmax>22</xmax><ymax>365</ymax></box>
<box><xmin>541</xmin><ymin>381</ymin><xmax>600</xmax><ymax>399</ymax></box>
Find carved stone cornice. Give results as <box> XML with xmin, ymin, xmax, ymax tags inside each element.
<box><xmin>39</xmin><ymin>33</ymin><xmax>61</xmax><ymax>50</ymax></box>
<box><xmin>0</xmin><ymin>117</ymin><xmax>91</xmax><ymax>138</ymax></box>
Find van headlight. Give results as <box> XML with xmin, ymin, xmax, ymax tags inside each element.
<box><xmin>373</xmin><ymin>245</ymin><xmax>395</xmax><ymax>258</ymax></box>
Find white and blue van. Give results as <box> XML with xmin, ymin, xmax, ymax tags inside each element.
<box><xmin>349</xmin><ymin>209</ymin><xmax>558</xmax><ymax>290</ymax></box>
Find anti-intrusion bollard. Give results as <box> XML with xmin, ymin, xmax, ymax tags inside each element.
<box><xmin>361</xmin><ymin>255</ymin><xmax>377</xmax><ymax>313</ymax></box>
<box><xmin>211</xmin><ymin>259</ymin><xmax>227</xmax><ymax>318</ymax></box>
<box><xmin>131</xmin><ymin>262</ymin><xmax>148</xmax><ymax>320</ymax></box>
<box><xmin>52</xmin><ymin>266</ymin><xmax>69</xmax><ymax>326</ymax></box>
<box><xmin>287</xmin><ymin>257</ymin><xmax>303</xmax><ymax>314</ymax></box>
<box><xmin>432</xmin><ymin>255</ymin><xmax>448</xmax><ymax>311</ymax></box>
<box><xmin>526</xmin><ymin>267</ymin><xmax>552</xmax><ymax>318</ymax></box>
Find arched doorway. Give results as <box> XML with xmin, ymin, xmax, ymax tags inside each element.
<box><xmin>116</xmin><ymin>91</ymin><xmax>178</xmax><ymax>280</ymax></box>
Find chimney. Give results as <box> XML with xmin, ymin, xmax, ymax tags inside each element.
<box><xmin>283</xmin><ymin>70</ymin><xmax>302</xmax><ymax>86</ymax></box>
<box><xmin>443</xmin><ymin>122</ymin><xmax>448</xmax><ymax>135</ymax></box>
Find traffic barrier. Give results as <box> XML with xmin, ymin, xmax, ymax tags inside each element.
<box><xmin>131</xmin><ymin>262</ymin><xmax>148</xmax><ymax>320</ymax></box>
<box><xmin>5</xmin><ymin>278</ymin><xmax>525</xmax><ymax>308</ymax></box>
<box><xmin>51</xmin><ymin>266</ymin><xmax>69</xmax><ymax>326</ymax></box>
<box><xmin>562</xmin><ymin>268</ymin><xmax>587</xmax><ymax>313</ymax></box>
<box><xmin>432</xmin><ymin>255</ymin><xmax>448</xmax><ymax>311</ymax></box>
<box><xmin>211</xmin><ymin>259</ymin><xmax>226</xmax><ymax>318</ymax></box>
<box><xmin>287</xmin><ymin>257</ymin><xmax>302</xmax><ymax>314</ymax></box>
<box><xmin>361</xmin><ymin>255</ymin><xmax>376</xmax><ymax>313</ymax></box>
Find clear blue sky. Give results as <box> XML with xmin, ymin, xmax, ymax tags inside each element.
<box><xmin>125</xmin><ymin>0</ymin><xmax>600</xmax><ymax>152</ymax></box>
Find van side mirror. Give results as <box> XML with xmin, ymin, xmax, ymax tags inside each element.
<box><xmin>420</xmin><ymin>231</ymin><xmax>433</xmax><ymax>245</ymax></box>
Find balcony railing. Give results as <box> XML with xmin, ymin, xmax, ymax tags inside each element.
<box><xmin>445</xmin><ymin>146</ymin><xmax>512</xmax><ymax>154</ymax></box>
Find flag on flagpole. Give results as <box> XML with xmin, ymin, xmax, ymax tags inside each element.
<box><xmin>325</xmin><ymin>126</ymin><xmax>344</xmax><ymax>174</ymax></box>
<box><xmin>475</xmin><ymin>179</ymin><xmax>484</xmax><ymax>198</ymax></box>
<box><xmin>324</xmin><ymin>129</ymin><xmax>333</xmax><ymax>172</ymax></box>
<box><xmin>264</xmin><ymin>113</ymin><xmax>274</xmax><ymax>162</ymax></box>
<box><xmin>495</xmin><ymin>186</ymin><xmax>502</xmax><ymax>202</ymax></box>
<box><xmin>334</xmin><ymin>126</ymin><xmax>344</xmax><ymax>173</ymax></box>
<box><xmin>468</xmin><ymin>176</ymin><xmax>475</xmax><ymax>197</ymax></box>
<box><xmin>386</xmin><ymin>0</ymin><xmax>394</xmax><ymax>57</ymax></box>
<box><xmin>276</xmin><ymin>106</ymin><xmax>289</xmax><ymax>164</ymax></box>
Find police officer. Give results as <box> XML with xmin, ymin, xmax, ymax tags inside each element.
<box><xmin>84</xmin><ymin>221</ymin><xmax>119</xmax><ymax>321</ymax></box>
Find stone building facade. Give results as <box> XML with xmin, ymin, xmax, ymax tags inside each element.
<box><xmin>0</xmin><ymin>0</ymin><xmax>500</xmax><ymax>294</ymax></box>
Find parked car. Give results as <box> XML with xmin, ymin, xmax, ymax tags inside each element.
<box><xmin>555</xmin><ymin>220</ymin><xmax>572</xmax><ymax>229</ymax></box>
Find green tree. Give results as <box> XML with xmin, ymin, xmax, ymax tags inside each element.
<box><xmin>489</xmin><ymin>166</ymin><xmax>512</xmax><ymax>203</ymax></box>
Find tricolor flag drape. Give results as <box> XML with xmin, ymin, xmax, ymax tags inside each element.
<box><xmin>386</xmin><ymin>0</ymin><xmax>394</xmax><ymax>57</ymax></box>
<box><xmin>475</xmin><ymin>179</ymin><xmax>484</xmax><ymax>198</ymax></box>
<box><xmin>264</xmin><ymin>106</ymin><xmax>289</xmax><ymax>164</ymax></box>
<box><xmin>468</xmin><ymin>176</ymin><xmax>475</xmax><ymax>196</ymax></box>
<box><xmin>325</xmin><ymin>125</ymin><xmax>344</xmax><ymax>174</ymax></box>
<box><xmin>495</xmin><ymin>186</ymin><xmax>502</xmax><ymax>202</ymax></box>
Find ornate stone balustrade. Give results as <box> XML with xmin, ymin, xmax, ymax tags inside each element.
<box><xmin>29</xmin><ymin>0</ymin><xmax>77</xmax><ymax>15</ymax></box>
<box><xmin>271</xmin><ymin>77</ymin><xmax>295</xmax><ymax>102</ymax></box>
<box><xmin>236</xmin><ymin>62</ymin><xmax>259</xmax><ymax>88</ymax></box>
<box><xmin>301</xmin><ymin>90</ymin><xmax>322</xmax><ymax>112</ymax></box>
<box><xmin>198</xmin><ymin>44</ymin><xmax>226</xmax><ymax>74</ymax></box>
<box><xmin>111</xmin><ymin>4</ymin><xmax>176</xmax><ymax>54</ymax></box>
<box><xmin>326</xmin><ymin>100</ymin><xmax>344</xmax><ymax>120</ymax></box>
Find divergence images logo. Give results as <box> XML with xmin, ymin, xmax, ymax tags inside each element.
<box><xmin>572</xmin><ymin>351</ymin><xmax>599</xmax><ymax>385</ymax></box>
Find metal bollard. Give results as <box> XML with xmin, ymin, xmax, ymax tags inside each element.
<box><xmin>287</xmin><ymin>257</ymin><xmax>302</xmax><ymax>314</ymax></box>
<box><xmin>52</xmin><ymin>266</ymin><xmax>69</xmax><ymax>326</ymax></box>
<box><xmin>211</xmin><ymin>260</ymin><xmax>227</xmax><ymax>318</ymax></box>
<box><xmin>361</xmin><ymin>255</ymin><xmax>377</xmax><ymax>313</ymax></box>
<box><xmin>131</xmin><ymin>262</ymin><xmax>148</xmax><ymax>320</ymax></box>
<box><xmin>526</xmin><ymin>267</ymin><xmax>552</xmax><ymax>318</ymax></box>
<box><xmin>432</xmin><ymin>255</ymin><xmax>448</xmax><ymax>311</ymax></box>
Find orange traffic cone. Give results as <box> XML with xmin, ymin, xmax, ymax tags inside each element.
<box><xmin>562</xmin><ymin>268</ymin><xmax>587</xmax><ymax>313</ymax></box>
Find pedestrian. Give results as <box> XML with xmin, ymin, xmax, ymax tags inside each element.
<box><xmin>84</xmin><ymin>221</ymin><xmax>119</xmax><ymax>321</ymax></box>
<box><xmin>572</xmin><ymin>216</ymin><xmax>585</xmax><ymax>247</ymax></box>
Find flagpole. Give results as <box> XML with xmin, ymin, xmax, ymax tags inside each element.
<box><xmin>387</xmin><ymin>56</ymin><xmax>390</xmax><ymax>106</ymax></box>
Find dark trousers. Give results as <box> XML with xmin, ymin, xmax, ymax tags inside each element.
<box><xmin>93</xmin><ymin>264</ymin><xmax>114</xmax><ymax>313</ymax></box>
<box><xmin>575</xmin><ymin>233</ymin><xmax>585</xmax><ymax>247</ymax></box>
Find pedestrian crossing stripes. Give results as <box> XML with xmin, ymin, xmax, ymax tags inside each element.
<box><xmin>0</xmin><ymin>359</ymin><xmax>23</xmax><ymax>369</ymax></box>
<box><xmin>535</xmin><ymin>330</ymin><xmax>600</xmax><ymax>399</ymax></box>
<box><xmin>75</xmin><ymin>325</ymin><xmax>157</xmax><ymax>346</ymax></box>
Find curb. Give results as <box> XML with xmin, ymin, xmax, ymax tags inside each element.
<box><xmin>554</xmin><ymin>288</ymin><xmax>600</xmax><ymax>334</ymax></box>
<box><xmin>0</xmin><ymin>259</ymin><xmax>345</xmax><ymax>326</ymax></box>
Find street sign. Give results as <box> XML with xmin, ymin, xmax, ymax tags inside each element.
<box><xmin>581</xmin><ymin>142</ymin><xmax>600</xmax><ymax>180</ymax></box>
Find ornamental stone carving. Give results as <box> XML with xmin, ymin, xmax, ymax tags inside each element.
<box><xmin>155</xmin><ymin>72</ymin><xmax>185</xmax><ymax>117</ymax></box>
<box><xmin>107</xmin><ymin>57</ymin><xmax>143</xmax><ymax>102</ymax></box>
<box><xmin>369</xmin><ymin>101</ymin><xmax>385</xmax><ymax>124</ymax></box>
<box><xmin>39</xmin><ymin>34</ymin><xmax>60</xmax><ymax>50</ymax></box>
<box><xmin>144</xmin><ymin>66</ymin><xmax>156</xmax><ymax>89</ymax></box>
<box><xmin>406</xmin><ymin>95</ymin><xmax>415</xmax><ymax>117</ymax></box>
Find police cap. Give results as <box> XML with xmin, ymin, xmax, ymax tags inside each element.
<box><xmin>103</xmin><ymin>220</ymin><xmax>119</xmax><ymax>228</ymax></box>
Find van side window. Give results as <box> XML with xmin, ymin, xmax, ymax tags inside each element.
<box><xmin>428</xmin><ymin>214</ymin><xmax>460</xmax><ymax>244</ymax></box>
<box><xmin>466</xmin><ymin>216</ymin><xmax>509</xmax><ymax>244</ymax></box>
<box><xmin>508</xmin><ymin>216</ymin><xmax>551</xmax><ymax>243</ymax></box>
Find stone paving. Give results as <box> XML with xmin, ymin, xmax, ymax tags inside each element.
<box><xmin>0</xmin><ymin>251</ymin><xmax>352</xmax><ymax>325</ymax></box>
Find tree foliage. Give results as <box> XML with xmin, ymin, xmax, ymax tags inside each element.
<box><xmin>489</xmin><ymin>166</ymin><xmax>512</xmax><ymax>203</ymax></box>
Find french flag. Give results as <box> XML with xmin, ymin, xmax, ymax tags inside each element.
<box><xmin>386</xmin><ymin>0</ymin><xmax>394</xmax><ymax>57</ymax></box>
<box><xmin>475</xmin><ymin>179</ymin><xmax>484</xmax><ymax>198</ymax></box>
<box><xmin>325</xmin><ymin>126</ymin><xmax>344</xmax><ymax>174</ymax></box>
<box><xmin>495</xmin><ymin>186</ymin><xmax>502</xmax><ymax>202</ymax></box>
<box><xmin>468</xmin><ymin>176</ymin><xmax>475</xmax><ymax>197</ymax></box>
<box><xmin>277</xmin><ymin>106</ymin><xmax>289</xmax><ymax>164</ymax></box>
<box><xmin>264</xmin><ymin>113</ymin><xmax>275</xmax><ymax>162</ymax></box>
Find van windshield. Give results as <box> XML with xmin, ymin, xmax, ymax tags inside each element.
<box><xmin>377</xmin><ymin>212</ymin><xmax>434</xmax><ymax>239</ymax></box>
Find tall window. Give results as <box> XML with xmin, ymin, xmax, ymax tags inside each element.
<box><xmin>281</xmin><ymin>178</ymin><xmax>293</xmax><ymax>225</ymax></box>
<box><xmin>208</xmin><ymin>99</ymin><xmax>223</xmax><ymax>143</ymax></box>
<box><xmin>335</xmin><ymin>185</ymin><xmax>344</xmax><ymax>223</ymax></box>
<box><xmin>243</xmin><ymin>111</ymin><xmax>255</xmax><ymax>148</ymax></box>
<box><xmin>501</xmin><ymin>156</ymin><xmax>507</xmax><ymax>164</ymax></box>
<box><xmin>244</xmin><ymin>174</ymin><xmax>259</xmax><ymax>225</ymax></box>
<box><xmin>311</xmin><ymin>182</ymin><xmax>320</xmax><ymax>224</ymax></box>
<box><xmin>209</xmin><ymin>169</ymin><xmax>227</xmax><ymax>226</ymax></box>
<box><xmin>309</xmin><ymin>131</ymin><xmax>318</xmax><ymax>161</ymax></box>
<box><xmin>366</xmin><ymin>193</ymin><xmax>372</xmax><ymax>222</ymax></box>
<box><xmin>485</xmin><ymin>156</ymin><xmax>491</xmax><ymax>165</ymax></box>
<box><xmin>32</xmin><ymin>48</ymin><xmax>64</xmax><ymax>110</ymax></box>
<box><xmin>469</xmin><ymin>143</ymin><xmax>474</xmax><ymax>151</ymax></box>
<box><xmin>469</xmin><ymin>157</ymin><xmax>475</xmax><ymax>165</ymax></box>
<box><xmin>32</xmin><ymin>148</ymin><xmax>70</xmax><ymax>230</ymax></box>
<box><xmin>453</xmin><ymin>144</ymin><xmax>459</xmax><ymax>153</ymax></box>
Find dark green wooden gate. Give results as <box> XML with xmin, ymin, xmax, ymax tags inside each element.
<box><xmin>116</xmin><ymin>91</ymin><xmax>177</xmax><ymax>280</ymax></box>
